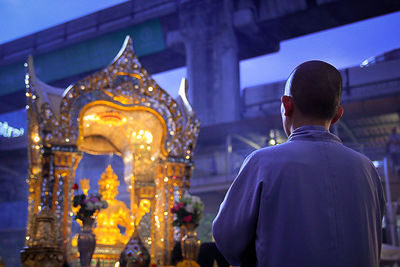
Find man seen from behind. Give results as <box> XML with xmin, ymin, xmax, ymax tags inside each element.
<box><xmin>212</xmin><ymin>60</ymin><xmax>385</xmax><ymax>267</ymax></box>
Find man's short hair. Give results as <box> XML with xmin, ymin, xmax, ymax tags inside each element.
<box><xmin>290</xmin><ymin>60</ymin><xmax>342</xmax><ymax>120</ymax></box>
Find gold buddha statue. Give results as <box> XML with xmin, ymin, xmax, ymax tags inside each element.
<box><xmin>94</xmin><ymin>165</ymin><xmax>133</xmax><ymax>245</ymax></box>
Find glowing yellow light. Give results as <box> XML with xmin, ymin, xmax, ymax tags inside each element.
<box><xmin>137</xmin><ymin>135</ymin><xmax>142</xmax><ymax>139</ymax></box>
<box><xmin>268</xmin><ymin>139</ymin><xmax>276</xmax><ymax>146</ymax></box>
<box><xmin>155</xmin><ymin>194</ymin><xmax>158</xmax><ymax>198</ymax></box>
<box><xmin>132</xmin><ymin>131</ymin><xmax>136</xmax><ymax>136</ymax></box>
<box><xmin>147</xmin><ymin>146</ymin><xmax>151</xmax><ymax>150</ymax></box>
<box><xmin>32</xmin><ymin>167</ymin><xmax>40</xmax><ymax>175</ymax></box>
<box><xmin>122</xmin><ymin>117</ymin><xmax>127</xmax><ymax>122</ymax></box>
<box><xmin>35</xmin><ymin>145</ymin><xmax>40</xmax><ymax>150</ymax></box>
<box><xmin>33</xmin><ymin>135</ymin><xmax>40</xmax><ymax>143</ymax></box>
<box><xmin>144</xmin><ymin>131</ymin><xmax>153</xmax><ymax>144</ymax></box>
<box><xmin>148</xmin><ymin>86</ymin><xmax>153</xmax><ymax>91</ymax></box>
<box><xmin>151</xmin><ymin>157</ymin><xmax>155</xmax><ymax>161</ymax></box>
<box><xmin>164</xmin><ymin>177</ymin><xmax>168</xmax><ymax>182</ymax></box>
<box><xmin>164</xmin><ymin>212</ymin><xmax>168</xmax><ymax>216</ymax></box>
<box><xmin>185</xmin><ymin>155</ymin><xmax>190</xmax><ymax>160</ymax></box>
<box><xmin>80</xmin><ymin>178</ymin><xmax>90</xmax><ymax>195</ymax></box>
<box><xmin>140</xmin><ymin>144</ymin><xmax>144</xmax><ymax>149</ymax></box>
<box><xmin>26</xmin><ymin>236</ymin><xmax>30</xmax><ymax>240</ymax></box>
<box><xmin>86</xmin><ymin>124</ymin><xmax>90</xmax><ymax>127</ymax></box>
<box><xmin>170</xmin><ymin>131</ymin><xmax>175</xmax><ymax>135</ymax></box>
<box><xmin>139</xmin><ymin>130</ymin><xmax>144</xmax><ymax>135</ymax></box>
<box><xmin>124</xmin><ymin>154</ymin><xmax>133</xmax><ymax>162</ymax></box>
<box><xmin>83</xmin><ymin>114</ymin><xmax>97</xmax><ymax>121</ymax></box>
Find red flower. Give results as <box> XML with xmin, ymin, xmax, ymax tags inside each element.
<box><xmin>177</xmin><ymin>202</ymin><xmax>184</xmax><ymax>209</ymax></box>
<box><xmin>183</xmin><ymin>215</ymin><xmax>192</xmax><ymax>223</ymax></box>
<box><xmin>72</xmin><ymin>183</ymin><xmax>79</xmax><ymax>190</ymax></box>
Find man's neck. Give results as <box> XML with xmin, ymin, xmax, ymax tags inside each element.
<box><xmin>291</xmin><ymin>117</ymin><xmax>330</xmax><ymax>133</ymax></box>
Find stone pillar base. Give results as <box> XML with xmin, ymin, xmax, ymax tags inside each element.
<box><xmin>20</xmin><ymin>247</ymin><xmax>63</xmax><ymax>267</ymax></box>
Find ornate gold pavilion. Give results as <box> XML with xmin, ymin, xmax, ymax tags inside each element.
<box><xmin>21</xmin><ymin>36</ymin><xmax>200</xmax><ymax>266</ymax></box>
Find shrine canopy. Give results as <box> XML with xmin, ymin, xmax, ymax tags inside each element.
<box><xmin>26</xmin><ymin>35</ymin><xmax>200</xmax><ymax>162</ymax></box>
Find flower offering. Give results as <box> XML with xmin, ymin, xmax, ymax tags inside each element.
<box><xmin>171</xmin><ymin>192</ymin><xmax>204</xmax><ymax>227</ymax></box>
<box><xmin>72</xmin><ymin>183</ymin><xmax>108</xmax><ymax>222</ymax></box>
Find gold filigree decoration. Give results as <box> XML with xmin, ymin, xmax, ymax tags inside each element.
<box><xmin>55</xmin><ymin>36</ymin><xmax>199</xmax><ymax>157</ymax></box>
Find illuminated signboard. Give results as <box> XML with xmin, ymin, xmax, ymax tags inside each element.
<box><xmin>0</xmin><ymin>121</ymin><xmax>24</xmax><ymax>138</ymax></box>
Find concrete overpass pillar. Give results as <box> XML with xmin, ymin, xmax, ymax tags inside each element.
<box><xmin>179</xmin><ymin>0</ymin><xmax>241</xmax><ymax>126</ymax></box>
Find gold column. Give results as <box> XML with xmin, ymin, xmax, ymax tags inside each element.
<box><xmin>25</xmin><ymin>129</ymin><xmax>43</xmax><ymax>247</ymax></box>
<box><xmin>21</xmin><ymin>147</ymin><xmax>63</xmax><ymax>267</ymax></box>
<box><xmin>53</xmin><ymin>151</ymin><xmax>82</xmax><ymax>256</ymax></box>
<box><xmin>25</xmin><ymin>173</ymin><xmax>42</xmax><ymax>247</ymax></box>
<box><xmin>153</xmin><ymin>164</ymin><xmax>165</xmax><ymax>264</ymax></box>
<box><xmin>152</xmin><ymin>162</ymin><xmax>185</xmax><ymax>265</ymax></box>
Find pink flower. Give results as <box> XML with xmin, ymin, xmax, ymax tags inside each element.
<box><xmin>171</xmin><ymin>206</ymin><xmax>177</xmax><ymax>213</ymax></box>
<box><xmin>183</xmin><ymin>215</ymin><xmax>192</xmax><ymax>223</ymax></box>
<box><xmin>177</xmin><ymin>202</ymin><xmax>184</xmax><ymax>209</ymax></box>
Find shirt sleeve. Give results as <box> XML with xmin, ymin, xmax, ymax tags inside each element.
<box><xmin>212</xmin><ymin>152</ymin><xmax>264</xmax><ymax>265</ymax></box>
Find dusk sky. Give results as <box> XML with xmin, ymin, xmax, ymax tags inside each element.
<box><xmin>0</xmin><ymin>1</ymin><xmax>399</xmax><ymax>97</ymax></box>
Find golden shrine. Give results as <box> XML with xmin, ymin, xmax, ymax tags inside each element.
<box><xmin>20</xmin><ymin>36</ymin><xmax>200</xmax><ymax>266</ymax></box>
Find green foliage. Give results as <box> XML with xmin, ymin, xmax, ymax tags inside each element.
<box><xmin>197</xmin><ymin>213</ymin><xmax>216</xmax><ymax>243</ymax></box>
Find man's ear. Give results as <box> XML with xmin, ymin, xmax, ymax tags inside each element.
<box><xmin>331</xmin><ymin>106</ymin><xmax>343</xmax><ymax>125</ymax></box>
<box><xmin>281</xmin><ymin>95</ymin><xmax>294</xmax><ymax>116</ymax></box>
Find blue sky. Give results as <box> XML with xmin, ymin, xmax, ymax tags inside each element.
<box><xmin>0</xmin><ymin>1</ymin><xmax>399</xmax><ymax>97</ymax></box>
<box><xmin>0</xmin><ymin>0</ymin><xmax>128</xmax><ymax>44</ymax></box>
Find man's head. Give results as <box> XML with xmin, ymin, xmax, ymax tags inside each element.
<box><xmin>281</xmin><ymin>60</ymin><xmax>344</xmax><ymax>136</ymax></box>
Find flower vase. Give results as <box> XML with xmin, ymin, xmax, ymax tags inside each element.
<box><xmin>181</xmin><ymin>223</ymin><xmax>200</xmax><ymax>261</ymax></box>
<box><xmin>78</xmin><ymin>217</ymin><xmax>96</xmax><ymax>267</ymax></box>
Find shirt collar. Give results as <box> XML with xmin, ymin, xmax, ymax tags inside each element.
<box><xmin>288</xmin><ymin>125</ymin><xmax>342</xmax><ymax>143</ymax></box>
